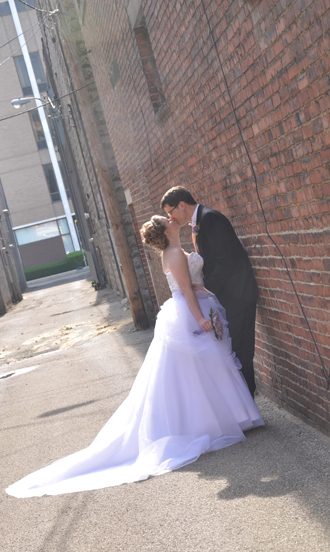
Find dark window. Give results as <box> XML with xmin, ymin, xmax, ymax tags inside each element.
<box><xmin>30</xmin><ymin>52</ymin><xmax>47</xmax><ymax>92</ymax></box>
<box><xmin>43</xmin><ymin>163</ymin><xmax>71</xmax><ymax>203</ymax></box>
<box><xmin>58</xmin><ymin>162</ymin><xmax>71</xmax><ymax>200</ymax></box>
<box><xmin>14</xmin><ymin>55</ymin><xmax>32</xmax><ymax>95</ymax></box>
<box><xmin>43</xmin><ymin>163</ymin><xmax>60</xmax><ymax>202</ymax></box>
<box><xmin>54</xmin><ymin>117</ymin><xmax>65</xmax><ymax>144</ymax></box>
<box><xmin>76</xmin><ymin>0</ymin><xmax>86</xmax><ymax>25</ymax></box>
<box><xmin>133</xmin><ymin>8</ymin><xmax>165</xmax><ymax>114</ymax></box>
<box><xmin>109</xmin><ymin>59</ymin><xmax>120</xmax><ymax>89</ymax></box>
<box><xmin>29</xmin><ymin>111</ymin><xmax>47</xmax><ymax>149</ymax></box>
<box><xmin>0</xmin><ymin>1</ymin><xmax>34</xmax><ymax>14</ymax></box>
<box><xmin>14</xmin><ymin>52</ymin><xmax>47</xmax><ymax>96</ymax></box>
<box><xmin>0</xmin><ymin>2</ymin><xmax>10</xmax><ymax>15</ymax></box>
<box><xmin>16</xmin><ymin>0</ymin><xmax>34</xmax><ymax>11</ymax></box>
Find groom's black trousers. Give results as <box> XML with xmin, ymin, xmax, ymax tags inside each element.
<box><xmin>226</xmin><ymin>302</ymin><xmax>257</xmax><ymax>398</ymax></box>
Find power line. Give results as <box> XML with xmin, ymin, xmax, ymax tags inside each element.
<box><xmin>16</xmin><ymin>0</ymin><xmax>54</xmax><ymax>14</ymax></box>
<box><xmin>0</xmin><ymin>79</ymin><xmax>95</xmax><ymax>122</ymax></box>
<box><xmin>0</xmin><ymin>12</ymin><xmax>51</xmax><ymax>67</ymax></box>
<box><xmin>0</xmin><ymin>17</ymin><xmax>45</xmax><ymax>49</ymax></box>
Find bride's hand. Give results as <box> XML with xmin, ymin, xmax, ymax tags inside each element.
<box><xmin>198</xmin><ymin>317</ymin><xmax>212</xmax><ymax>332</ymax></box>
<box><xmin>192</xmin><ymin>284</ymin><xmax>206</xmax><ymax>292</ymax></box>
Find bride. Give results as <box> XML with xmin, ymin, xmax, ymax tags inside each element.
<box><xmin>6</xmin><ymin>216</ymin><xmax>264</xmax><ymax>498</ymax></box>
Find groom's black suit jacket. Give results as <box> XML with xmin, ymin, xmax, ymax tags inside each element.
<box><xmin>196</xmin><ymin>205</ymin><xmax>258</xmax><ymax>318</ymax></box>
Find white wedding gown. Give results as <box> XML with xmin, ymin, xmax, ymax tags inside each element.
<box><xmin>6</xmin><ymin>253</ymin><xmax>264</xmax><ymax>498</ymax></box>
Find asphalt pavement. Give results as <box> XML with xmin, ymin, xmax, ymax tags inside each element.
<box><xmin>1</xmin><ymin>270</ymin><xmax>330</xmax><ymax>552</ymax></box>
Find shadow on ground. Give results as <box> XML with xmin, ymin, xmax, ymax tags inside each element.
<box><xmin>180</xmin><ymin>397</ymin><xmax>330</xmax><ymax>537</ymax></box>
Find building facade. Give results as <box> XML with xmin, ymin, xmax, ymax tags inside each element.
<box><xmin>39</xmin><ymin>0</ymin><xmax>329</xmax><ymax>433</ymax></box>
<box><xmin>0</xmin><ymin>0</ymin><xmax>81</xmax><ymax>268</ymax></box>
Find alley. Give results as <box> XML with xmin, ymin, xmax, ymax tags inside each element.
<box><xmin>1</xmin><ymin>273</ymin><xmax>330</xmax><ymax>552</ymax></box>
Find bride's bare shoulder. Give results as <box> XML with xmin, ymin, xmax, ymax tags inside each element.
<box><xmin>163</xmin><ymin>245</ymin><xmax>185</xmax><ymax>259</ymax></box>
<box><xmin>162</xmin><ymin>246</ymin><xmax>186</xmax><ymax>273</ymax></box>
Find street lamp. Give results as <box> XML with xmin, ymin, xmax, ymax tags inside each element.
<box><xmin>11</xmin><ymin>97</ymin><xmax>31</xmax><ymax>108</ymax></box>
<box><xmin>11</xmin><ymin>96</ymin><xmax>56</xmax><ymax>111</ymax></box>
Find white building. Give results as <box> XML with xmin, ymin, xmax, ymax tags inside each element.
<box><xmin>0</xmin><ymin>0</ymin><xmax>79</xmax><ymax>269</ymax></box>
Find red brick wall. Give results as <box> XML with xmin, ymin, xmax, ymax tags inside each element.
<box><xmin>79</xmin><ymin>0</ymin><xmax>330</xmax><ymax>432</ymax></box>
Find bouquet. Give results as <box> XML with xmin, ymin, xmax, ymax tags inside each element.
<box><xmin>194</xmin><ymin>308</ymin><xmax>223</xmax><ymax>340</ymax></box>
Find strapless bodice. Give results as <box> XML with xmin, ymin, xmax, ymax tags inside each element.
<box><xmin>166</xmin><ymin>252</ymin><xmax>204</xmax><ymax>295</ymax></box>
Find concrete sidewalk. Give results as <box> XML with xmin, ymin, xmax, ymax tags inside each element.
<box><xmin>0</xmin><ymin>275</ymin><xmax>329</xmax><ymax>552</ymax></box>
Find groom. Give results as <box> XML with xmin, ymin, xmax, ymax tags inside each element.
<box><xmin>161</xmin><ymin>186</ymin><xmax>259</xmax><ymax>397</ymax></box>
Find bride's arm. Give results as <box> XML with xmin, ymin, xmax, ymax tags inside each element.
<box><xmin>163</xmin><ymin>248</ymin><xmax>212</xmax><ymax>332</ymax></box>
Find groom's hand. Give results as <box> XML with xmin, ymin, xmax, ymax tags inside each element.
<box><xmin>192</xmin><ymin>284</ymin><xmax>206</xmax><ymax>291</ymax></box>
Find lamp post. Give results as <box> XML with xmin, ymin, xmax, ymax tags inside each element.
<box><xmin>8</xmin><ymin>0</ymin><xmax>79</xmax><ymax>252</ymax></box>
<box><xmin>11</xmin><ymin>96</ymin><xmax>55</xmax><ymax>109</ymax></box>
<box><xmin>10</xmin><ymin>93</ymin><xmax>79</xmax><ymax>252</ymax></box>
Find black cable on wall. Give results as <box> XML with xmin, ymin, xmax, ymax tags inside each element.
<box><xmin>200</xmin><ymin>0</ymin><xmax>329</xmax><ymax>389</ymax></box>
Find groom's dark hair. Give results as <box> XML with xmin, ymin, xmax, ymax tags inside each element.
<box><xmin>160</xmin><ymin>186</ymin><xmax>197</xmax><ymax>209</ymax></box>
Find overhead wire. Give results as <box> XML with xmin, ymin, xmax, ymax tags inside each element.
<box><xmin>0</xmin><ymin>12</ymin><xmax>51</xmax><ymax>67</ymax></box>
<box><xmin>0</xmin><ymin>79</ymin><xmax>95</xmax><ymax>122</ymax></box>
<box><xmin>0</xmin><ymin>16</ymin><xmax>46</xmax><ymax>49</ymax></box>
<box><xmin>16</xmin><ymin>0</ymin><xmax>54</xmax><ymax>14</ymax></box>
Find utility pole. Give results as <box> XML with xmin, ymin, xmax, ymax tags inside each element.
<box><xmin>58</xmin><ymin>36</ymin><xmax>149</xmax><ymax>329</ymax></box>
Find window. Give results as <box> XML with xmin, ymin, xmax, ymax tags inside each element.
<box><xmin>43</xmin><ymin>163</ymin><xmax>71</xmax><ymax>203</ymax></box>
<box><xmin>30</xmin><ymin>52</ymin><xmax>47</xmax><ymax>92</ymax></box>
<box><xmin>14</xmin><ymin>56</ymin><xmax>32</xmax><ymax>95</ymax></box>
<box><xmin>58</xmin><ymin>217</ymin><xmax>74</xmax><ymax>253</ymax></box>
<box><xmin>14</xmin><ymin>52</ymin><xmax>47</xmax><ymax>96</ymax></box>
<box><xmin>133</xmin><ymin>7</ymin><xmax>166</xmax><ymax>115</ymax></box>
<box><xmin>58</xmin><ymin>218</ymin><xmax>69</xmax><ymax>235</ymax></box>
<box><xmin>53</xmin><ymin>117</ymin><xmax>65</xmax><ymax>144</ymax></box>
<box><xmin>61</xmin><ymin>233</ymin><xmax>74</xmax><ymax>254</ymax></box>
<box><xmin>15</xmin><ymin>216</ymin><xmax>74</xmax><ymax>254</ymax></box>
<box><xmin>109</xmin><ymin>59</ymin><xmax>120</xmax><ymax>90</ymax></box>
<box><xmin>43</xmin><ymin>163</ymin><xmax>60</xmax><ymax>202</ymax></box>
<box><xmin>0</xmin><ymin>1</ymin><xmax>34</xmax><ymax>15</ymax></box>
<box><xmin>29</xmin><ymin>111</ymin><xmax>47</xmax><ymax>149</ymax></box>
<box><xmin>15</xmin><ymin>221</ymin><xmax>60</xmax><ymax>245</ymax></box>
<box><xmin>0</xmin><ymin>2</ymin><xmax>10</xmax><ymax>15</ymax></box>
<box><xmin>16</xmin><ymin>0</ymin><xmax>35</xmax><ymax>11</ymax></box>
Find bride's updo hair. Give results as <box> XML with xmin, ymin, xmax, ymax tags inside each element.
<box><xmin>140</xmin><ymin>216</ymin><xmax>169</xmax><ymax>251</ymax></box>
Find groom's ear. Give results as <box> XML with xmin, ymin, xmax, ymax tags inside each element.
<box><xmin>178</xmin><ymin>201</ymin><xmax>189</xmax><ymax>217</ymax></box>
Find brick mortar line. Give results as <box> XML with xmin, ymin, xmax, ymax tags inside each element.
<box><xmin>256</xmin><ymin>346</ymin><xmax>330</xmax><ymax>373</ymax></box>
<box><xmin>257</xmin><ymin>301</ymin><xmax>330</xmax><ymax>315</ymax></box>
<box><xmin>257</xmin><ymin>375</ymin><xmax>330</xmax><ymax>405</ymax></box>
<box><xmin>253</xmin><ymin>253</ymin><xmax>330</xmax><ymax>259</ymax></box>
<box><xmin>257</xmin><ymin>327</ymin><xmax>330</xmax><ymax>346</ymax></box>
